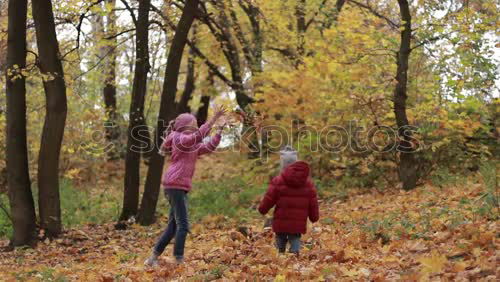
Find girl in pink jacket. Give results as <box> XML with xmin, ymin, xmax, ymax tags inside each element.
<box><xmin>145</xmin><ymin>107</ymin><xmax>226</xmax><ymax>266</ymax></box>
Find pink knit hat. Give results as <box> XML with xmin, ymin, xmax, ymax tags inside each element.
<box><xmin>174</xmin><ymin>113</ymin><xmax>197</xmax><ymax>131</ymax></box>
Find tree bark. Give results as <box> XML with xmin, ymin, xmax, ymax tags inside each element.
<box><xmin>296</xmin><ymin>0</ymin><xmax>306</xmax><ymax>60</ymax></box>
<box><xmin>120</xmin><ymin>0</ymin><xmax>151</xmax><ymax>221</ymax></box>
<box><xmin>0</xmin><ymin>1</ymin><xmax>9</xmax><ymax>74</ymax></box>
<box><xmin>213</xmin><ymin>1</ymin><xmax>259</xmax><ymax>158</ymax></box>
<box><xmin>394</xmin><ymin>0</ymin><xmax>417</xmax><ymax>190</ymax></box>
<box><xmin>6</xmin><ymin>0</ymin><xmax>37</xmax><ymax>246</ymax></box>
<box><xmin>137</xmin><ymin>0</ymin><xmax>200</xmax><ymax>225</ymax></box>
<box><xmin>230</xmin><ymin>0</ymin><xmax>262</xmax><ymax>76</ymax></box>
<box><xmin>196</xmin><ymin>72</ymin><xmax>214</xmax><ymax>126</ymax></box>
<box><xmin>103</xmin><ymin>0</ymin><xmax>121</xmax><ymax>159</ymax></box>
<box><xmin>177</xmin><ymin>24</ymin><xmax>198</xmax><ymax>114</ymax></box>
<box><xmin>196</xmin><ymin>95</ymin><xmax>211</xmax><ymax>126</ymax></box>
<box><xmin>32</xmin><ymin>0</ymin><xmax>68</xmax><ymax>237</ymax></box>
<box><xmin>203</xmin><ymin>0</ymin><xmax>254</xmax><ymax>111</ymax></box>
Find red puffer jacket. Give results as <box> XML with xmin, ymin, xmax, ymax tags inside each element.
<box><xmin>258</xmin><ymin>161</ymin><xmax>319</xmax><ymax>234</ymax></box>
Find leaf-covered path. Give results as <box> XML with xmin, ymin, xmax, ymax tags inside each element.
<box><xmin>1</xmin><ymin>181</ymin><xmax>497</xmax><ymax>281</ymax></box>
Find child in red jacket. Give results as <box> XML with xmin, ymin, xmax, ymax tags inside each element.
<box><xmin>258</xmin><ymin>161</ymin><xmax>319</xmax><ymax>254</ymax></box>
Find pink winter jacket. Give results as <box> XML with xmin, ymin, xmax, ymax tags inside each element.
<box><xmin>160</xmin><ymin>120</ymin><xmax>221</xmax><ymax>192</ymax></box>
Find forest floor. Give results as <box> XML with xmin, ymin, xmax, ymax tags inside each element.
<box><xmin>0</xmin><ymin>174</ymin><xmax>497</xmax><ymax>281</ymax></box>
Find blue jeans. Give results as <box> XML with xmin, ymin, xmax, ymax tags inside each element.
<box><xmin>153</xmin><ymin>189</ymin><xmax>189</xmax><ymax>259</ymax></box>
<box><xmin>276</xmin><ymin>233</ymin><xmax>301</xmax><ymax>253</ymax></box>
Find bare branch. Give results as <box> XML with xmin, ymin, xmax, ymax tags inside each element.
<box><xmin>119</xmin><ymin>0</ymin><xmax>138</xmax><ymax>26</ymax></box>
<box><xmin>411</xmin><ymin>35</ymin><xmax>445</xmax><ymax>51</ymax></box>
<box><xmin>103</xmin><ymin>28</ymin><xmax>135</xmax><ymax>40</ymax></box>
<box><xmin>305</xmin><ymin>0</ymin><xmax>329</xmax><ymax>31</ymax></box>
<box><xmin>228</xmin><ymin>1</ymin><xmax>253</xmax><ymax>66</ymax></box>
<box><xmin>149</xmin><ymin>3</ymin><xmax>233</xmax><ymax>88</ymax></box>
<box><xmin>348</xmin><ymin>0</ymin><xmax>399</xmax><ymax>29</ymax></box>
<box><xmin>61</xmin><ymin>0</ymin><xmax>108</xmax><ymax>59</ymax></box>
<box><xmin>74</xmin><ymin>35</ymin><xmax>134</xmax><ymax>80</ymax></box>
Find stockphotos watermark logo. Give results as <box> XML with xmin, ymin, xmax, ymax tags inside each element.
<box><xmin>84</xmin><ymin>120</ymin><xmax>422</xmax><ymax>156</ymax></box>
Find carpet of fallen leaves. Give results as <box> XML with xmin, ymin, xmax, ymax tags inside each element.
<box><xmin>0</xmin><ymin>179</ymin><xmax>497</xmax><ymax>281</ymax></box>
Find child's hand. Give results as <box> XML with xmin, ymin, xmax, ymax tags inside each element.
<box><xmin>213</xmin><ymin>105</ymin><xmax>227</xmax><ymax>120</ymax></box>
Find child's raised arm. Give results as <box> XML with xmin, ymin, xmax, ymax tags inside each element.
<box><xmin>177</xmin><ymin>106</ymin><xmax>226</xmax><ymax>147</ymax></box>
<box><xmin>196</xmin><ymin>128</ymin><xmax>223</xmax><ymax>156</ymax></box>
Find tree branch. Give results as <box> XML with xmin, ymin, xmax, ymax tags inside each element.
<box><xmin>411</xmin><ymin>35</ymin><xmax>446</xmax><ymax>51</ymax></box>
<box><xmin>305</xmin><ymin>0</ymin><xmax>329</xmax><ymax>31</ymax></box>
<box><xmin>61</xmin><ymin>0</ymin><xmax>109</xmax><ymax>59</ymax></box>
<box><xmin>74</xmin><ymin>35</ymin><xmax>134</xmax><ymax>80</ymax></box>
<box><xmin>119</xmin><ymin>0</ymin><xmax>138</xmax><ymax>26</ymax></box>
<box><xmin>268</xmin><ymin>46</ymin><xmax>297</xmax><ymax>61</ymax></box>
<box><xmin>103</xmin><ymin>28</ymin><xmax>135</xmax><ymax>40</ymax></box>
<box><xmin>348</xmin><ymin>0</ymin><xmax>399</xmax><ymax>29</ymax></box>
<box><xmin>228</xmin><ymin>1</ymin><xmax>253</xmax><ymax>67</ymax></box>
<box><xmin>149</xmin><ymin>3</ymin><xmax>233</xmax><ymax>88</ymax></box>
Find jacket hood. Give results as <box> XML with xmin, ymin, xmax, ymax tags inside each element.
<box><xmin>161</xmin><ymin>113</ymin><xmax>197</xmax><ymax>152</ymax></box>
<box><xmin>281</xmin><ymin>161</ymin><xmax>310</xmax><ymax>187</ymax></box>
<box><xmin>174</xmin><ymin>113</ymin><xmax>197</xmax><ymax>132</ymax></box>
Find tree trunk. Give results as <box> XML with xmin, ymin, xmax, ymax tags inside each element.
<box><xmin>137</xmin><ymin>0</ymin><xmax>200</xmax><ymax>225</ymax></box>
<box><xmin>336</xmin><ymin>0</ymin><xmax>346</xmax><ymax>11</ymax></box>
<box><xmin>120</xmin><ymin>0</ymin><xmax>151</xmax><ymax>221</ymax></box>
<box><xmin>103</xmin><ymin>0</ymin><xmax>121</xmax><ymax>159</ymax></box>
<box><xmin>216</xmin><ymin>2</ymin><xmax>258</xmax><ymax>158</ymax></box>
<box><xmin>32</xmin><ymin>0</ymin><xmax>68</xmax><ymax>237</ymax></box>
<box><xmin>196</xmin><ymin>95</ymin><xmax>210</xmax><ymax>126</ymax></box>
<box><xmin>296</xmin><ymin>0</ymin><xmax>306</xmax><ymax>60</ymax></box>
<box><xmin>196</xmin><ymin>72</ymin><xmax>214</xmax><ymax>126</ymax></box>
<box><xmin>394</xmin><ymin>0</ymin><xmax>417</xmax><ymax>190</ymax></box>
<box><xmin>6</xmin><ymin>0</ymin><xmax>37</xmax><ymax>246</ymax></box>
<box><xmin>0</xmin><ymin>1</ymin><xmax>9</xmax><ymax>74</ymax></box>
<box><xmin>177</xmin><ymin>24</ymin><xmax>198</xmax><ymax>114</ymax></box>
<box><xmin>201</xmin><ymin>1</ymin><xmax>257</xmax><ymax>158</ymax></box>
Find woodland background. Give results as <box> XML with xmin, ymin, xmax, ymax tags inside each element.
<box><xmin>0</xmin><ymin>0</ymin><xmax>498</xmax><ymax>280</ymax></box>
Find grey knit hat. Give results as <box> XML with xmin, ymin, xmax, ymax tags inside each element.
<box><xmin>280</xmin><ymin>145</ymin><xmax>298</xmax><ymax>171</ymax></box>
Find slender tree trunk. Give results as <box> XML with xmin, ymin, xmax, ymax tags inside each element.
<box><xmin>6</xmin><ymin>0</ymin><xmax>37</xmax><ymax>246</ymax></box>
<box><xmin>206</xmin><ymin>0</ymin><xmax>254</xmax><ymax>111</ymax></box>
<box><xmin>0</xmin><ymin>1</ymin><xmax>9</xmax><ymax>74</ymax></box>
<box><xmin>201</xmin><ymin>1</ymin><xmax>257</xmax><ymax>157</ymax></box>
<box><xmin>248</xmin><ymin>7</ymin><xmax>266</xmax><ymax>157</ymax></box>
<box><xmin>89</xmin><ymin>2</ymin><xmax>105</xmax><ymax>93</ymax></box>
<box><xmin>138</xmin><ymin>119</ymin><xmax>154</xmax><ymax>164</ymax></box>
<box><xmin>196</xmin><ymin>95</ymin><xmax>211</xmax><ymax>126</ymax></box>
<box><xmin>120</xmin><ymin>0</ymin><xmax>151</xmax><ymax>221</ymax></box>
<box><xmin>395</xmin><ymin>0</ymin><xmax>417</xmax><ymax>190</ymax></box>
<box><xmin>229</xmin><ymin>0</ymin><xmax>265</xmax><ymax>158</ymax></box>
<box><xmin>177</xmin><ymin>24</ymin><xmax>198</xmax><ymax>114</ymax></box>
<box><xmin>216</xmin><ymin>2</ymin><xmax>258</xmax><ymax>158</ymax></box>
<box><xmin>296</xmin><ymin>0</ymin><xmax>306</xmax><ymax>60</ymax></box>
<box><xmin>32</xmin><ymin>0</ymin><xmax>68</xmax><ymax>237</ymax></box>
<box><xmin>103</xmin><ymin>0</ymin><xmax>121</xmax><ymax>159</ymax></box>
<box><xmin>137</xmin><ymin>0</ymin><xmax>200</xmax><ymax>225</ymax></box>
<box><xmin>196</xmin><ymin>72</ymin><xmax>214</xmax><ymax>126</ymax></box>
